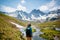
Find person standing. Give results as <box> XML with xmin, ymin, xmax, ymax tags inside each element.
<box><xmin>26</xmin><ymin>23</ymin><xmax>32</xmax><ymax>40</ymax></box>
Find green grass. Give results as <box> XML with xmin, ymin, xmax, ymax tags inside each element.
<box><xmin>38</xmin><ymin>20</ymin><xmax>60</xmax><ymax>40</ymax></box>
<box><xmin>40</xmin><ymin>28</ymin><xmax>60</xmax><ymax>40</ymax></box>
<box><xmin>0</xmin><ymin>12</ymin><xmax>26</xmax><ymax>40</ymax></box>
<box><xmin>38</xmin><ymin>20</ymin><xmax>60</xmax><ymax>28</ymax></box>
<box><xmin>0</xmin><ymin>12</ymin><xmax>27</xmax><ymax>27</ymax></box>
<box><xmin>32</xmin><ymin>28</ymin><xmax>36</xmax><ymax>32</ymax></box>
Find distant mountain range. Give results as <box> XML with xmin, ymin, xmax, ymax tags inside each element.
<box><xmin>46</xmin><ymin>9</ymin><xmax>60</xmax><ymax>21</ymax></box>
<box><xmin>1</xmin><ymin>9</ymin><xmax>60</xmax><ymax>22</ymax></box>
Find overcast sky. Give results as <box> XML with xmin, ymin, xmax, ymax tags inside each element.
<box><xmin>0</xmin><ymin>0</ymin><xmax>60</xmax><ymax>13</ymax></box>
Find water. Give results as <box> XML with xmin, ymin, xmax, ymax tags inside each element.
<box><xmin>32</xmin><ymin>27</ymin><xmax>45</xmax><ymax>40</ymax></box>
<box><xmin>11</xmin><ymin>22</ymin><xmax>45</xmax><ymax>40</ymax></box>
<box><xmin>55</xmin><ymin>28</ymin><xmax>60</xmax><ymax>31</ymax></box>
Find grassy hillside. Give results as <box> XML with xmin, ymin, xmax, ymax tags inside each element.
<box><xmin>38</xmin><ymin>20</ymin><xmax>60</xmax><ymax>28</ymax></box>
<box><xmin>0</xmin><ymin>12</ymin><xmax>28</xmax><ymax>26</ymax></box>
<box><xmin>38</xmin><ymin>20</ymin><xmax>60</xmax><ymax>40</ymax></box>
<box><xmin>0</xmin><ymin>12</ymin><xmax>26</xmax><ymax>40</ymax></box>
<box><xmin>40</xmin><ymin>28</ymin><xmax>60</xmax><ymax>40</ymax></box>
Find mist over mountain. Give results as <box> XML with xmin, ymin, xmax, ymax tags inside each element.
<box><xmin>46</xmin><ymin>9</ymin><xmax>60</xmax><ymax>21</ymax></box>
<box><xmin>1</xmin><ymin>9</ymin><xmax>60</xmax><ymax>22</ymax></box>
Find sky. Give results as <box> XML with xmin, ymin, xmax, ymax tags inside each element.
<box><xmin>0</xmin><ymin>0</ymin><xmax>60</xmax><ymax>13</ymax></box>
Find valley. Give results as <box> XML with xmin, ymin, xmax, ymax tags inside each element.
<box><xmin>0</xmin><ymin>9</ymin><xmax>60</xmax><ymax>40</ymax></box>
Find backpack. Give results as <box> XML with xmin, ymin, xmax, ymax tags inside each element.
<box><xmin>26</xmin><ymin>27</ymin><xmax>32</xmax><ymax>37</ymax></box>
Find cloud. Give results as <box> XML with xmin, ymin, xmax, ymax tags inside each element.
<box><xmin>21</xmin><ymin>0</ymin><xmax>25</xmax><ymax>4</ymax></box>
<box><xmin>39</xmin><ymin>0</ymin><xmax>58</xmax><ymax>12</ymax></box>
<box><xmin>8</xmin><ymin>14</ymin><xmax>17</xmax><ymax>17</ymax></box>
<box><xmin>39</xmin><ymin>5</ymin><xmax>49</xmax><ymax>11</ymax></box>
<box><xmin>0</xmin><ymin>5</ymin><xmax>16</xmax><ymax>12</ymax></box>
<box><xmin>17</xmin><ymin>4</ymin><xmax>27</xmax><ymax>11</ymax></box>
<box><xmin>49</xmin><ymin>7</ymin><xmax>57</xmax><ymax>11</ymax></box>
<box><xmin>0</xmin><ymin>4</ymin><xmax>27</xmax><ymax>12</ymax></box>
<box><xmin>49</xmin><ymin>6</ymin><xmax>60</xmax><ymax>11</ymax></box>
<box><xmin>47</xmin><ymin>13</ymin><xmax>58</xmax><ymax>20</ymax></box>
<box><xmin>48</xmin><ymin>13</ymin><xmax>58</xmax><ymax>18</ymax></box>
<box><xmin>47</xmin><ymin>0</ymin><xmax>56</xmax><ymax>8</ymax></box>
<box><xmin>57</xmin><ymin>6</ymin><xmax>60</xmax><ymax>9</ymax></box>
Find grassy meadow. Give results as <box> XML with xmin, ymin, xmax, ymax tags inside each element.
<box><xmin>0</xmin><ymin>12</ymin><xmax>26</xmax><ymax>40</ymax></box>
<box><xmin>38</xmin><ymin>20</ymin><xmax>60</xmax><ymax>40</ymax></box>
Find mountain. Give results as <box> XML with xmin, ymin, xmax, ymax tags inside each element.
<box><xmin>30</xmin><ymin>9</ymin><xmax>45</xmax><ymax>17</ymax></box>
<box><xmin>1</xmin><ymin>9</ymin><xmax>60</xmax><ymax>22</ymax></box>
<box><xmin>0</xmin><ymin>12</ymin><xmax>27</xmax><ymax>40</ymax></box>
<box><xmin>29</xmin><ymin>9</ymin><xmax>45</xmax><ymax>21</ymax></box>
<box><xmin>7</xmin><ymin>10</ymin><xmax>30</xmax><ymax>21</ymax></box>
<box><xmin>46</xmin><ymin>9</ymin><xmax>60</xmax><ymax>21</ymax></box>
<box><xmin>15</xmin><ymin>10</ymin><xmax>29</xmax><ymax>20</ymax></box>
<box><xmin>16</xmin><ymin>9</ymin><xmax>45</xmax><ymax>21</ymax></box>
<box><xmin>5</xmin><ymin>9</ymin><xmax>45</xmax><ymax>22</ymax></box>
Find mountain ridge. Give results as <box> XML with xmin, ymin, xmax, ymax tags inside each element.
<box><xmin>1</xmin><ymin>9</ymin><xmax>60</xmax><ymax>22</ymax></box>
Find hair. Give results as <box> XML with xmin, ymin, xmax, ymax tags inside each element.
<box><xmin>27</xmin><ymin>24</ymin><xmax>31</xmax><ymax>27</ymax></box>
<box><xmin>53</xmin><ymin>35</ymin><xmax>55</xmax><ymax>37</ymax></box>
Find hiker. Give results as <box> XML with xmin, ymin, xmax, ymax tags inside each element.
<box><xmin>26</xmin><ymin>23</ymin><xmax>32</xmax><ymax>40</ymax></box>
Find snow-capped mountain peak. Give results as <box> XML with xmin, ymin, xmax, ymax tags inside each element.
<box><xmin>4</xmin><ymin>9</ymin><xmax>60</xmax><ymax>22</ymax></box>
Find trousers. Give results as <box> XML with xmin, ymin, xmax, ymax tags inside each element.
<box><xmin>26</xmin><ymin>37</ymin><xmax>32</xmax><ymax>40</ymax></box>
